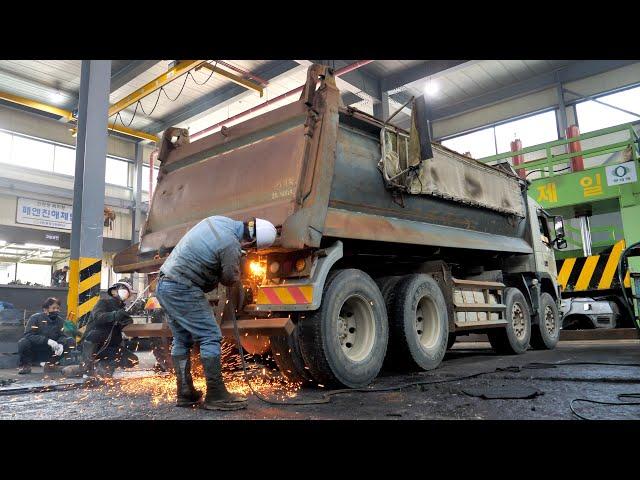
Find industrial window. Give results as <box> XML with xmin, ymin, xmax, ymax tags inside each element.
<box><xmin>0</xmin><ymin>131</ymin><xmax>11</xmax><ymax>162</ymax></box>
<box><xmin>494</xmin><ymin>111</ymin><xmax>558</xmax><ymax>153</ymax></box>
<box><xmin>53</xmin><ymin>145</ymin><xmax>76</xmax><ymax>176</ymax></box>
<box><xmin>142</xmin><ymin>165</ymin><xmax>160</xmax><ymax>192</ymax></box>
<box><xmin>441</xmin><ymin>126</ymin><xmax>496</xmax><ymax>159</ymax></box>
<box><xmin>105</xmin><ymin>157</ymin><xmax>130</xmax><ymax>187</ymax></box>
<box><xmin>575</xmin><ymin>85</ymin><xmax>640</xmax><ymax>133</ymax></box>
<box><xmin>442</xmin><ymin>110</ymin><xmax>559</xmax><ymax>160</ymax></box>
<box><xmin>10</xmin><ymin>135</ymin><xmax>55</xmax><ymax>171</ymax></box>
<box><xmin>15</xmin><ymin>263</ymin><xmax>52</xmax><ymax>287</ymax></box>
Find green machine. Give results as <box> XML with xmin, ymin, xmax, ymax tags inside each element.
<box><xmin>478</xmin><ymin>123</ymin><xmax>640</xmax><ymax>329</ymax></box>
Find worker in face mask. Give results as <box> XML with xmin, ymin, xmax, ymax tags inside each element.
<box><xmin>155</xmin><ymin>216</ymin><xmax>276</xmax><ymax>411</ymax></box>
<box><xmin>17</xmin><ymin>297</ymin><xmax>76</xmax><ymax>374</ymax></box>
<box><xmin>64</xmin><ymin>281</ymin><xmax>139</xmax><ymax>378</ymax></box>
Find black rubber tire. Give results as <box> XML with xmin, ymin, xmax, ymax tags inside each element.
<box><xmin>375</xmin><ymin>276</ymin><xmax>402</xmax><ymax>368</ymax></box>
<box><xmin>375</xmin><ymin>276</ymin><xmax>402</xmax><ymax>310</ymax></box>
<box><xmin>298</xmin><ymin>269</ymin><xmax>388</xmax><ymax>388</ymax></box>
<box><xmin>270</xmin><ymin>326</ymin><xmax>314</xmax><ymax>385</ymax></box>
<box><xmin>530</xmin><ymin>292</ymin><xmax>560</xmax><ymax>350</ymax></box>
<box><xmin>447</xmin><ymin>333</ymin><xmax>456</xmax><ymax>350</ymax></box>
<box><xmin>388</xmin><ymin>274</ymin><xmax>449</xmax><ymax>371</ymax></box>
<box><xmin>487</xmin><ymin>287</ymin><xmax>531</xmax><ymax>355</ymax></box>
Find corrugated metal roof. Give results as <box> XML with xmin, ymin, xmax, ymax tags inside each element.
<box><xmin>400</xmin><ymin>60</ymin><xmax>572</xmax><ymax>109</ymax></box>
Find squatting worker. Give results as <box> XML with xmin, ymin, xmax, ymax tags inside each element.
<box><xmin>63</xmin><ymin>281</ymin><xmax>138</xmax><ymax>377</ymax></box>
<box><xmin>51</xmin><ymin>265</ymin><xmax>69</xmax><ymax>286</ymax></box>
<box><xmin>18</xmin><ymin>297</ymin><xmax>75</xmax><ymax>374</ymax></box>
<box><xmin>156</xmin><ymin>216</ymin><xmax>276</xmax><ymax>411</ymax></box>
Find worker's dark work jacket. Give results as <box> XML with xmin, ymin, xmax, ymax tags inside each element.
<box><xmin>80</xmin><ymin>295</ymin><xmax>125</xmax><ymax>347</ymax></box>
<box><xmin>160</xmin><ymin>216</ymin><xmax>244</xmax><ymax>292</ymax></box>
<box><xmin>23</xmin><ymin>312</ymin><xmax>67</xmax><ymax>345</ymax></box>
<box><xmin>51</xmin><ymin>269</ymin><xmax>67</xmax><ymax>286</ymax></box>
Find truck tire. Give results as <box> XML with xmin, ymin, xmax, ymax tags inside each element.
<box><xmin>375</xmin><ymin>276</ymin><xmax>402</xmax><ymax>368</ymax></box>
<box><xmin>375</xmin><ymin>276</ymin><xmax>402</xmax><ymax>310</ymax></box>
<box><xmin>389</xmin><ymin>274</ymin><xmax>449</xmax><ymax>371</ymax></box>
<box><xmin>298</xmin><ymin>269</ymin><xmax>388</xmax><ymax>388</ymax></box>
<box><xmin>487</xmin><ymin>287</ymin><xmax>531</xmax><ymax>355</ymax></box>
<box><xmin>530</xmin><ymin>292</ymin><xmax>560</xmax><ymax>350</ymax></box>
<box><xmin>270</xmin><ymin>327</ymin><xmax>314</xmax><ymax>385</ymax></box>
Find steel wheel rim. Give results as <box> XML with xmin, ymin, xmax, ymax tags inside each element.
<box><xmin>512</xmin><ymin>302</ymin><xmax>527</xmax><ymax>341</ymax></box>
<box><xmin>544</xmin><ymin>305</ymin><xmax>556</xmax><ymax>336</ymax></box>
<box><xmin>415</xmin><ymin>296</ymin><xmax>441</xmax><ymax>350</ymax></box>
<box><xmin>337</xmin><ymin>294</ymin><xmax>376</xmax><ymax>362</ymax></box>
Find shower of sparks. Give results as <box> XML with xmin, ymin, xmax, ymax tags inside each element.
<box><xmin>95</xmin><ymin>342</ymin><xmax>302</xmax><ymax>406</ymax></box>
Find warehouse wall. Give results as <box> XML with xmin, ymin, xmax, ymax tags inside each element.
<box><xmin>0</xmin><ymin>192</ymin><xmax>131</xmax><ymax>241</ymax></box>
<box><xmin>0</xmin><ymin>104</ymin><xmax>138</xmax><ymax>160</ymax></box>
<box><xmin>433</xmin><ymin>63</ymin><xmax>640</xmax><ymax>140</ymax></box>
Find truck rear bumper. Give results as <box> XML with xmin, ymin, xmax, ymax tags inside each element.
<box><xmin>123</xmin><ymin>317</ymin><xmax>294</xmax><ymax>339</ymax></box>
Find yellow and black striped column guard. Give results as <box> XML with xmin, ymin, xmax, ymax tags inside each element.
<box><xmin>67</xmin><ymin>257</ymin><xmax>102</xmax><ymax>327</ymax></box>
<box><xmin>557</xmin><ymin>240</ymin><xmax>631</xmax><ymax>292</ymax></box>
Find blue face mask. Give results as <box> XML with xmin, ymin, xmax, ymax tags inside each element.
<box><xmin>48</xmin><ymin>312</ymin><xmax>59</xmax><ymax>320</ymax></box>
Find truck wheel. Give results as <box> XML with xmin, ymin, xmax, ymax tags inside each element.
<box><xmin>270</xmin><ymin>327</ymin><xmax>314</xmax><ymax>385</ymax></box>
<box><xmin>375</xmin><ymin>276</ymin><xmax>402</xmax><ymax>310</ymax></box>
<box><xmin>389</xmin><ymin>274</ymin><xmax>449</xmax><ymax>371</ymax></box>
<box><xmin>298</xmin><ymin>269</ymin><xmax>388</xmax><ymax>388</ymax></box>
<box><xmin>530</xmin><ymin>293</ymin><xmax>560</xmax><ymax>350</ymax></box>
<box><xmin>375</xmin><ymin>276</ymin><xmax>402</xmax><ymax>367</ymax></box>
<box><xmin>487</xmin><ymin>287</ymin><xmax>531</xmax><ymax>354</ymax></box>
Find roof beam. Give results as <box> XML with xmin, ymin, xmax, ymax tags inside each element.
<box><xmin>110</xmin><ymin>60</ymin><xmax>161</xmax><ymax>92</ymax></box>
<box><xmin>381</xmin><ymin>61</ymin><xmax>473</xmax><ymax>93</ymax></box>
<box><xmin>108</xmin><ymin>60</ymin><xmax>207</xmax><ymax>118</ymax></box>
<box><xmin>432</xmin><ymin>59</ymin><xmax>639</xmax><ymax>121</ymax></box>
<box><xmin>143</xmin><ymin>60</ymin><xmax>300</xmax><ymax>134</ymax></box>
<box><xmin>197</xmin><ymin>63</ymin><xmax>264</xmax><ymax>96</ymax></box>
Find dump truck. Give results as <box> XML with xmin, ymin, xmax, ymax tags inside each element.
<box><xmin>114</xmin><ymin>64</ymin><xmax>567</xmax><ymax>388</ymax></box>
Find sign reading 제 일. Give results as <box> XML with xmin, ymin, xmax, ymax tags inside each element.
<box><xmin>605</xmin><ymin>160</ymin><xmax>638</xmax><ymax>186</ymax></box>
<box><xmin>16</xmin><ymin>197</ymin><xmax>73</xmax><ymax>230</ymax></box>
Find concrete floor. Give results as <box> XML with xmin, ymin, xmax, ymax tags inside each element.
<box><xmin>1</xmin><ymin>340</ymin><xmax>639</xmax><ymax>420</ymax></box>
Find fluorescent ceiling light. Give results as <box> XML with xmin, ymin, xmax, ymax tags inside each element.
<box><xmin>24</xmin><ymin>243</ymin><xmax>60</xmax><ymax>250</ymax></box>
<box><xmin>424</xmin><ymin>81</ymin><xmax>439</xmax><ymax>97</ymax></box>
<box><xmin>0</xmin><ymin>240</ymin><xmax>6</xmax><ymax>246</ymax></box>
<box><xmin>49</xmin><ymin>90</ymin><xmax>67</xmax><ymax>105</ymax></box>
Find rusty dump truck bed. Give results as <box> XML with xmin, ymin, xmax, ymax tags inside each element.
<box><xmin>114</xmin><ymin>65</ymin><xmax>532</xmax><ymax>274</ymax></box>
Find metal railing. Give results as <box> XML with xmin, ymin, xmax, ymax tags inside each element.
<box><xmin>564</xmin><ymin>224</ymin><xmax>620</xmax><ymax>250</ymax></box>
<box><xmin>478</xmin><ymin>123</ymin><xmax>639</xmax><ymax>178</ymax></box>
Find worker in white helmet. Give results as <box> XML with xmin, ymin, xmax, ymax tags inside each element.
<box><xmin>155</xmin><ymin>216</ymin><xmax>276</xmax><ymax>411</ymax></box>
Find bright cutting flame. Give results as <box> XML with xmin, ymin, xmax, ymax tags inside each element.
<box><xmin>145</xmin><ymin>296</ymin><xmax>162</xmax><ymax>310</ymax></box>
<box><xmin>249</xmin><ymin>260</ymin><xmax>266</xmax><ymax>281</ymax></box>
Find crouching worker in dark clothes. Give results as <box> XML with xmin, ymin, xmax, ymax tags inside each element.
<box><xmin>156</xmin><ymin>216</ymin><xmax>276</xmax><ymax>411</ymax></box>
<box><xmin>18</xmin><ymin>297</ymin><xmax>76</xmax><ymax>374</ymax></box>
<box><xmin>63</xmin><ymin>281</ymin><xmax>139</xmax><ymax>378</ymax></box>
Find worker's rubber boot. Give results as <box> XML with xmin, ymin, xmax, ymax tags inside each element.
<box><xmin>172</xmin><ymin>355</ymin><xmax>203</xmax><ymax>407</ymax></box>
<box><xmin>80</xmin><ymin>341</ymin><xmax>98</xmax><ymax>377</ymax></box>
<box><xmin>62</xmin><ymin>341</ymin><xmax>97</xmax><ymax>378</ymax></box>
<box><xmin>43</xmin><ymin>362</ymin><xmax>61</xmax><ymax>374</ymax></box>
<box><xmin>201</xmin><ymin>356</ymin><xmax>247</xmax><ymax>411</ymax></box>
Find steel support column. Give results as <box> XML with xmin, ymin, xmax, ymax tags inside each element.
<box><xmin>373</xmin><ymin>90</ymin><xmax>389</xmax><ymax>121</ymax></box>
<box><xmin>131</xmin><ymin>142</ymin><xmax>144</xmax><ymax>292</ymax></box>
<box><xmin>556</xmin><ymin>81</ymin><xmax>568</xmax><ymax>139</ymax></box>
<box><xmin>67</xmin><ymin>60</ymin><xmax>111</xmax><ymax>326</ymax></box>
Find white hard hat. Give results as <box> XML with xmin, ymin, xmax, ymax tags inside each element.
<box><xmin>255</xmin><ymin>218</ymin><xmax>276</xmax><ymax>249</ymax></box>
